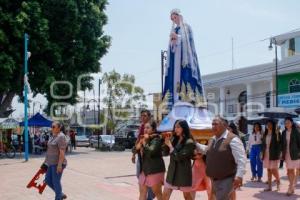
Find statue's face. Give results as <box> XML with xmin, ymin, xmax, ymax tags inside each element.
<box><xmin>171</xmin><ymin>14</ymin><xmax>180</xmax><ymax>25</ymax></box>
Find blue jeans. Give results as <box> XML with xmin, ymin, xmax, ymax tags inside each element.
<box><xmin>250</xmin><ymin>144</ymin><xmax>263</xmax><ymax>178</ymax></box>
<box><xmin>45</xmin><ymin>165</ymin><xmax>65</xmax><ymax>200</ymax></box>
<box><xmin>136</xmin><ymin>155</ymin><xmax>155</xmax><ymax>200</ymax></box>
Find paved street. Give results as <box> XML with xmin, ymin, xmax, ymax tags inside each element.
<box><xmin>1</xmin><ymin>148</ymin><xmax>300</xmax><ymax>200</ymax></box>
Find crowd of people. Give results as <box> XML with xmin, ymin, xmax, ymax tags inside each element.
<box><xmin>132</xmin><ymin>110</ymin><xmax>300</xmax><ymax>200</ymax></box>
<box><xmin>248</xmin><ymin>118</ymin><xmax>300</xmax><ymax>195</ymax></box>
<box><xmin>32</xmin><ymin>7</ymin><xmax>300</xmax><ymax>200</ymax></box>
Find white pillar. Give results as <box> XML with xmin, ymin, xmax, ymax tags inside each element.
<box><xmin>247</xmin><ymin>83</ymin><xmax>252</xmax><ymax>102</ymax></box>
<box><xmin>269</xmin><ymin>80</ymin><xmax>273</xmax><ymax>108</ymax></box>
<box><xmin>246</xmin><ymin>83</ymin><xmax>252</xmax><ymax>114</ymax></box>
<box><xmin>220</xmin><ymin>87</ymin><xmax>225</xmax><ymax>116</ymax></box>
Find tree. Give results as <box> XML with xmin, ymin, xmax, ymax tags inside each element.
<box><xmin>102</xmin><ymin>70</ymin><xmax>146</xmax><ymax>132</ymax></box>
<box><xmin>0</xmin><ymin>0</ymin><xmax>110</xmax><ymax>117</ymax></box>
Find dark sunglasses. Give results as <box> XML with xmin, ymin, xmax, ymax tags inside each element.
<box><xmin>51</xmin><ymin>126</ymin><xmax>57</xmax><ymax>129</ymax></box>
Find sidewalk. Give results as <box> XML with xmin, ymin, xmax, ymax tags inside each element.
<box><xmin>0</xmin><ymin>148</ymin><xmax>300</xmax><ymax>200</ymax></box>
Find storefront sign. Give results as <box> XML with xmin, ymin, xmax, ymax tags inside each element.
<box><xmin>278</xmin><ymin>92</ymin><xmax>300</xmax><ymax>107</ymax></box>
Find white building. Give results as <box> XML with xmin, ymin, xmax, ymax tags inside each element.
<box><xmin>202</xmin><ymin>30</ymin><xmax>300</xmax><ymax>133</ymax></box>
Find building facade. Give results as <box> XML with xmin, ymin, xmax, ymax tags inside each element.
<box><xmin>202</xmin><ymin>31</ymin><xmax>300</xmax><ymax>133</ymax></box>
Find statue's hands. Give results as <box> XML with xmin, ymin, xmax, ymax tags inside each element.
<box><xmin>170</xmin><ymin>32</ymin><xmax>177</xmax><ymax>41</ymax></box>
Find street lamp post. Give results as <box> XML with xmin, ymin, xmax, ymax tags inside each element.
<box><xmin>86</xmin><ymin>98</ymin><xmax>99</xmax><ymax>148</ymax></box>
<box><xmin>98</xmin><ymin>79</ymin><xmax>101</xmax><ymax>149</ymax></box>
<box><xmin>93</xmin><ymin>89</ymin><xmax>96</xmax><ymax>125</ymax></box>
<box><xmin>275</xmin><ymin>40</ymin><xmax>278</xmax><ymax>107</ymax></box>
<box><xmin>269</xmin><ymin>38</ymin><xmax>279</xmax><ymax>107</ymax></box>
<box><xmin>86</xmin><ymin>99</ymin><xmax>97</xmax><ymax>125</ymax></box>
<box><xmin>24</xmin><ymin>33</ymin><xmax>29</xmax><ymax>161</ymax></box>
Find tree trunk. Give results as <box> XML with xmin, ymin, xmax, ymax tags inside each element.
<box><xmin>0</xmin><ymin>92</ymin><xmax>16</xmax><ymax>117</ymax></box>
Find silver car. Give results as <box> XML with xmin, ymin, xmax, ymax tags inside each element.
<box><xmin>75</xmin><ymin>134</ymin><xmax>90</xmax><ymax>147</ymax></box>
<box><xmin>90</xmin><ymin>135</ymin><xmax>115</xmax><ymax>149</ymax></box>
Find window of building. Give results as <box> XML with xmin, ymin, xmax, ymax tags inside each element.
<box><xmin>295</xmin><ymin>37</ymin><xmax>300</xmax><ymax>55</ymax></box>
<box><xmin>265</xmin><ymin>92</ymin><xmax>271</xmax><ymax>108</ymax></box>
<box><xmin>289</xmin><ymin>79</ymin><xmax>300</xmax><ymax>93</ymax></box>
<box><xmin>227</xmin><ymin>104</ymin><xmax>237</xmax><ymax>114</ymax></box>
<box><xmin>238</xmin><ymin>91</ymin><xmax>247</xmax><ymax>112</ymax></box>
<box><xmin>282</xmin><ymin>37</ymin><xmax>300</xmax><ymax>58</ymax></box>
<box><xmin>288</xmin><ymin>38</ymin><xmax>295</xmax><ymax>56</ymax></box>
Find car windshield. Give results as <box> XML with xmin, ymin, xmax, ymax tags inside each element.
<box><xmin>101</xmin><ymin>135</ymin><xmax>115</xmax><ymax>141</ymax></box>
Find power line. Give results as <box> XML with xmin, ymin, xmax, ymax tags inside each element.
<box><xmin>203</xmin><ymin>60</ymin><xmax>300</xmax><ymax>86</ymax></box>
<box><xmin>199</xmin><ymin>39</ymin><xmax>263</xmax><ymax>59</ymax></box>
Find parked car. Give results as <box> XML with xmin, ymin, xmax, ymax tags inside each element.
<box><xmin>115</xmin><ymin>123</ymin><xmax>139</xmax><ymax>149</ymax></box>
<box><xmin>75</xmin><ymin>134</ymin><xmax>90</xmax><ymax>147</ymax></box>
<box><xmin>90</xmin><ymin>135</ymin><xmax>115</xmax><ymax>149</ymax></box>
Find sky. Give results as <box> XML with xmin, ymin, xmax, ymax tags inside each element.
<box><xmin>101</xmin><ymin>0</ymin><xmax>300</xmax><ymax>92</ymax></box>
<box><xmin>11</xmin><ymin>0</ymin><xmax>300</xmax><ymax>118</ymax></box>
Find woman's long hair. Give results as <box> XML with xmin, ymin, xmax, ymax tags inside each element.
<box><xmin>229</xmin><ymin>122</ymin><xmax>239</xmax><ymax>136</ymax></box>
<box><xmin>264</xmin><ymin>120</ymin><xmax>279</xmax><ymax>141</ymax></box>
<box><xmin>171</xmin><ymin>119</ymin><xmax>193</xmax><ymax>147</ymax></box>
<box><xmin>147</xmin><ymin>120</ymin><xmax>157</xmax><ymax>134</ymax></box>
<box><xmin>284</xmin><ymin>117</ymin><xmax>297</xmax><ymax>131</ymax></box>
<box><xmin>252</xmin><ymin>122</ymin><xmax>262</xmax><ymax>134</ymax></box>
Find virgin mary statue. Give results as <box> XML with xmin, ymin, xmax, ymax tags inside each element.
<box><xmin>162</xmin><ymin>9</ymin><xmax>205</xmax><ymax>109</ymax></box>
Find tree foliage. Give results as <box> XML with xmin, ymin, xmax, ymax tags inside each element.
<box><xmin>102</xmin><ymin>70</ymin><xmax>146</xmax><ymax>131</ymax></box>
<box><xmin>0</xmin><ymin>0</ymin><xmax>110</xmax><ymax>117</ymax></box>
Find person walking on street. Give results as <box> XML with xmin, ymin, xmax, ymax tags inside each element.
<box><xmin>294</xmin><ymin>121</ymin><xmax>300</xmax><ymax>186</ymax></box>
<box><xmin>228</xmin><ymin>122</ymin><xmax>246</xmax><ymax>151</ymax></box>
<box><xmin>136</xmin><ymin>121</ymin><xmax>165</xmax><ymax>200</ymax></box>
<box><xmin>44</xmin><ymin>121</ymin><xmax>67</xmax><ymax>200</ymax></box>
<box><xmin>196</xmin><ymin>116</ymin><xmax>247</xmax><ymax>200</ymax></box>
<box><xmin>262</xmin><ymin>120</ymin><xmax>281</xmax><ymax>192</ymax></box>
<box><xmin>132</xmin><ymin>110</ymin><xmax>155</xmax><ymax>200</ymax></box>
<box><xmin>69</xmin><ymin>130</ymin><xmax>76</xmax><ymax>150</ymax></box>
<box><xmin>190</xmin><ymin>148</ymin><xmax>212</xmax><ymax>200</ymax></box>
<box><xmin>248</xmin><ymin>122</ymin><xmax>263</xmax><ymax>182</ymax></box>
<box><xmin>163</xmin><ymin>120</ymin><xmax>196</xmax><ymax>200</ymax></box>
<box><xmin>281</xmin><ymin>117</ymin><xmax>300</xmax><ymax>196</ymax></box>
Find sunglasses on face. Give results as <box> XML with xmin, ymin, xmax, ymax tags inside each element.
<box><xmin>51</xmin><ymin>126</ymin><xmax>57</xmax><ymax>129</ymax></box>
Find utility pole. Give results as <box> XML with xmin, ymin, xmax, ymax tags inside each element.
<box><xmin>231</xmin><ymin>37</ymin><xmax>235</xmax><ymax>70</ymax></box>
<box><xmin>93</xmin><ymin>89</ymin><xmax>96</xmax><ymax>125</ymax></box>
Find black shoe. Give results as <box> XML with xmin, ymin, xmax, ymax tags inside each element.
<box><xmin>62</xmin><ymin>194</ymin><xmax>67</xmax><ymax>199</ymax></box>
